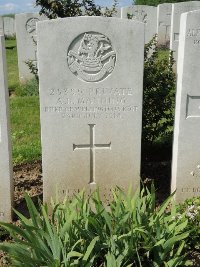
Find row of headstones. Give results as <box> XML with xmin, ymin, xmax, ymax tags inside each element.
<box><xmin>14</xmin><ymin>1</ymin><xmax>200</xmax><ymax>83</ymax></box>
<box><xmin>1</xmin><ymin>9</ymin><xmax>200</xmax><ymax>222</ymax></box>
<box><xmin>0</xmin><ymin>16</ymin><xmax>15</xmax><ymax>37</ymax></box>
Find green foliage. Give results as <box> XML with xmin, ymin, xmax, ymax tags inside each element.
<box><xmin>143</xmin><ymin>36</ymin><xmax>176</xmax><ymax>144</ymax></box>
<box><xmin>0</xmin><ymin>187</ymin><xmax>191</xmax><ymax>266</ymax></box>
<box><xmin>25</xmin><ymin>60</ymin><xmax>39</xmax><ymax>83</ymax></box>
<box><xmin>35</xmin><ymin>0</ymin><xmax>111</xmax><ymax>19</ymax></box>
<box><xmin>15</xmin><ymin>78</ymin><xmax>39</xmax><ymax>97</ymax></box>
<box><xmin>177</xmin><ymin>197</ymin><xmax>200</xmax><ymax>251</ymax></box>
<box><xmin>5</xmin><ymin>36</ymin><xmax>16</xmax><ymax>41</ymax></box>
<box><xmin>134</xmin><ymin>0</ymin><xmax>197</xmax><ymax>6</ymax></box>
<box><xmin>10</xmin><ymin>96</ymin><xmax>41</xmax><ymax>165</ymax></box>
<box><xmin>2</xmin><ymin>14</ymin><xmax>15</xmax><ymax>18</ymax></box>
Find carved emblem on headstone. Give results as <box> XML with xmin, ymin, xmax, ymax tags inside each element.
<box><xmin>26</xmin><ymin>18</ymin><xmax>39</xmax><ymax>39</ymax></box>
<box><xmin>132</xmin><ymin>10</ymin><xmax>148</xmax><ymax>23</ymax></box>
<box><xmin>67</xmin><ymin>32</ymin><xmax>116</xmax><ymax>82</ymax></box>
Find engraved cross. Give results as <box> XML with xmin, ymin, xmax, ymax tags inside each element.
<box><xmin>73</xmin><ymin>124</ymin><xmax>111</xmax><ymax>184</ymax></box>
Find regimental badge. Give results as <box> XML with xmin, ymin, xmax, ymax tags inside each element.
<box><xmin>26</xmin><ymin>18</ymin><xmax>39</xmax><ymax>41</ymax></box>
<box><xmin>67</xmin><ymin>32</ymin><xmax>116</xmax><ymax>82</ymax></box>
<box><xmin>132</xmin><ymin>10</ymin><xmax>148</xmax><ymax>24</ymax></box>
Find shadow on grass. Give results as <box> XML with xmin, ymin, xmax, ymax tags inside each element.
<box><xmin>141</xmin><ymin>139</ymin><xmax>173</xmax><ymax>204</ymax></box>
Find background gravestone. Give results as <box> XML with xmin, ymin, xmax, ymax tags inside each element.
<box><xmin>15</xmin><ymin>13</ymin><xmax>46</xmax><ymax>83</ymax></box>
<box><xmin>0</xmin><ymin>35</ymin><xmax>13</xmax><ymax>222</ymax></box>
<box><xmin>121</xmin><ymin>5</ymin><xmax>157</xmax><ymax>43</ymax></box>
<box><xmin>157</xmin><ymin>3</ymin><xmax>172</xmax><ymax>47</ymax></box>
<box><xmin>171</xmin><ymin>10</ymin><xmax>200</xmax><ymax>202</ymax></box>
<box><xmin>170</xmin><ymin>1</ymin><xmax>200</xmax><ymax>65</ymax></box>
<box><xmin>3</xmin><ymin>17</ymin><xmax>15</xmax><ymax>37</ymax></box>
<box><xmin>0</xmin><ymin>16</ymin><xmax>4</xmax><ymax>35</ymax></box>
<box><xmin>37</xmin><ymin>17</ymin><xmax>144</xmax><ymax>203</ymax></box>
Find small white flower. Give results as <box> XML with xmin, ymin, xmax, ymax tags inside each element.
<box><xmin>188</xmin><ymin>205</ymin><xmax>195</xmax><ymax>211</ymax></box>
<box><xmin>194</xmin><ymin>210</ymin><xmax>198</xmax><ymax>215</ymax></box>
<box><xmin>186</xmin><ymin>212</ymin><xmax>195</xmax><ymax>220</ymax></box>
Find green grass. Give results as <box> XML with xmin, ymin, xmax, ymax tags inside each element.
<box><xmin>5</xmin><ymin>39</ymin><xmax>20</xmax><ymax>93</ymax></box>
<box><xmin>5</xmin><ymin>38</ymin><xmax>41</xmax><ymax>165</ymax></box>
<box><xmin>158</xmin><ymin>49</ymin><xmax>171</xmax><ymax>61</ymax></box>
<box><xmin>10</xmin><ymin>96</ymin><xmax>41</xmax><ymax>165</ymax></box>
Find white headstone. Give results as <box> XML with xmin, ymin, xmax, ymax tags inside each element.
<box><xmin>157</xmin><ymin>3</ymin><xmax>172</xmax><ymax>47</ymax></box>
<box><xmin>121</xmin><ymin>5</ymin><xmax>157</xmax><ymax>43</ymax></box>
<box><xmin>15</xmin><ymin>13</ymin><xmax>46</xmax><ymax>83</ymax></box>
<box><xmin>0</xmin><ymin>35</ymin><xmax>13</xmax><ymax>221</ymax></box>
<box><xmin>170</xmin><ymin>1</ymin><xmax>200</xmax><ymax>64</ymax></box>
<box><xmin>0</xmin><ymin>16</ymin><xmax>4</xmax><ymax>35</ymax></box>
<box><xmin>3</xmin><ymin>17</ymin><xmax>15</xmax><ymax>37</ymax></box>
<box><xmin>37</xmin><ymin>17</ymin><xmax>144</xmax><ymax>203</ymax></box>
<box><xmin>171</xmin><ymin>10</ymin><xmax>200</xmax><ymax>202</ymax></box>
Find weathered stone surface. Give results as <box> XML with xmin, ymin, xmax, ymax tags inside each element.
<box><xmin>0</xmin><ymin>35</ymin><xmax>13</xmax><ymax>221</ymax></box>
<box><xmin>15</xmin><ymin>13</ymin><xmax>46</xmax><ymax>83</ymax></box>
<box><xmin>121</xmin><ymin>5</ymin><xmax>157</xmax><ymax>43</ymax></box>
<box><xmin>3</xmin><ymin>17</ymin><xmax>15</xmax><ymax>37</ymax></box>
<box><xmin>0</xmin><ymin>16</ymin><xmax>4</xmax><ymax>35</ymax></box>
<box><xmin>37</xmin><ymin>17</ymin><xmax>144</xmax><ymax>203</ymax></box>
<box><xmin>170</xmin><ymin>1</ymin><xmax>200</xmax><ymax>64</ymax></box>
<box><xmin>157</xmin><ymin>3</ymin><xmax>172</xmax><ymax>47</ymax></box>
<box><xmin>171</xmin><ymin>10</ymin><xmax>200</xmax><ymax>202</ymax></box>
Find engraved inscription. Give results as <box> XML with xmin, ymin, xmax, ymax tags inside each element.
<box><xmin>186</xmin><ymin>95</ymin><xmax>200</xmax><ymax>118</ymax></box>
<box><xmin>181</xmin><ymin>187</ymin><xmax>200</xmax><ymax>193</ymax></box>
<box><xmin>186</xmin><ymin>28</ymin><xmax>200</xmax><ymax>45</ymax></box>
<box><xmin>45</xmin><ymin>87</ymin><xmax>138</xmax><ymax>120</ymax></box>
<box><xmin>187</xmin><ymin>28</ymin><xmax>200</xmax><ymax>37</ymax></box>
<box><xmin>130</xmin><ymin>10</ymin><xmax>148</xmax><ymax>23</ymax></box>
<box><xmin>67</xmin><ymin>32</ymin><xmax>116</xmax><ymax>82</ymax></box>
<box><xmin>58</xmin><ymin>186</ymin><xmax>126</xmax><ymax>202</ymax></box>
<box><xmin>73</xmin><ymin>124</ymin><xmax>111</xmax><ymax>184</ymax></box>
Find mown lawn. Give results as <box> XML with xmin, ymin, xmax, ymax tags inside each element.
<box><xmin>6</xmin><ymin>38</ymin><xmax>41</xmax><ymax>165</ymax></box>
<box><xmin>10</xmin><ymin>96</ymin><xmax>41</xmax><ymax>165</ymax></box>
<box><xmin>5</xmin><ymin>39</ymin><xmax>20</xmax><ymax>93</ymax></box>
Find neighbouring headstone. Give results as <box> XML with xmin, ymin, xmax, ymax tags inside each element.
<box><xmin>157</xmin><ymin>3</ymin><xmax>172</xmax><ymax>47</ymax></box>
<box><xmin>121</xmin><ymin>5</ymin><xmax>157</xmax><ymax>43</ymax></box>
<box><xmin>37</xmin><ymin>17</ymin><xmax>144</xmax><ymax>203</ymax></box>
<box><xmin>0</xmin><ymin>35</ymin><xmax>13</xmax><ymax>221</ymax></box>
<box><xmin>0</xmin><ymin>16</ymin><xmax>4</xmax><ymax>35</ymax></box>
<box><xmin>15</xmin><ymin>13</ymin><xmax>46</xmax><ymax>83</ymax></box>
<box><xmin>3</xmin><ymin>17</ymin><xmax>15</xmax><ymax>37</ymax></box>
<box><xmin>171</xmin><ymin>10</ymin><xmax>200</xmax><ymax>203</ymax></box>
<box><xmin>170</xmin><ymin>1</ymin><xmax>200</xmax><ymax>64</ymax></box>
